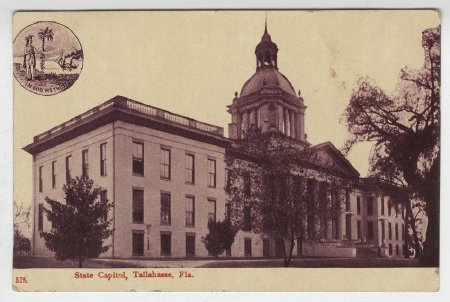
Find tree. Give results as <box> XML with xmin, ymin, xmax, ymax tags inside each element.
<box><xmin>13</xmin><ymin>202</ymin><xmax>31</xmax><ymax>255</ymax></box>
<box><xmin>226</xmin><ymin>128</ymin><xmax>348</xmax><ymax>267</ymax></box>
<box><xmin>37</xmin><ymin>26</ymin><xmax>54</xmax><ymax>52</ymax></box>
<box><xmin>202</xmin><ymin>220</ymin><xmax>237</xmax><ymax>258</ymax></box>
<box><xmin>342</xmin><ymin>26</ymin><xmax>440</xmax><ymax>266</ymax></box>
<box><xmin>37</xmin><ymin>26</ymin><xmax>54</xmax><ymax>70</ymax></box>
<box><xmin>40</xmin><ymin>176</ymin><xmax>113</xmax><ymax>268</ymax></box>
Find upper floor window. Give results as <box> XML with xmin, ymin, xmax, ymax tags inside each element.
<box><xmin>243</xmin><ymin>173</ymin><xmax>251</xmax><ymax>197</ymax></box>
<box><xmin>207</xmin><ymin>158</ymin><xmax>216</xmax><ymax>187</ymax></box>
<box><xmin>185</xmin><ymin>153</ymin><xmax>195</xmax><ymax>184</ymax></box>
<box><xmin>132</xmin><ymin>189</ymin><xmax>144</xmax><ymax>223</ymax></box>
<box><xmin>185</xmin><ymin>196</ymin><xmax>195</xmax><ymax>227</ymax></box>
<box><xmin>345</xmin><ymin>191</ymin><xmax>351</xmax><ymax>212</ymax></box>
<box><xmin>243</xmin><ymin>206</ymin><xmax>252</xmax><ymax>231</ymax></box>
<box><xmin>132</xmin><ymin>142</ymin><xmax>144</xmax><ymax>175</ymax></box>
<box><xmin>82</xmin><ymin>149</ymin><xmax>89</xmax><ymax>178</ymax></box>
<box><xmin>381</xmin><ymin>197</ymin><xmax>385</xmax><ymax>215</ymax></box>
<box><xmin>395</xmin><ymin>223</ymin><xmax>399</xmax><ymax>240</ymax></box>
<box><xmin>160</xmin><ymin>148</ymin><xmax>171</xmax><ymax>179</ymax></box>
<box><xmin>160</xmin><ymin>193</ymin><xmax>171</xmax><ymax>225</ymax></box>
<box><xmin>356</xmin><ymin>196</ymin><xmax>361</xmax><ymax>215</ymax></box>
<box><xmin>100</xmin><ymin>143</ymin><xmax>107</xmax><ymax>176</ymax></box>
<box><xmin>207</xmin><ymin>199</ymin><xmax>216</xmax><ymax>222</ymax></box>
<box><xmin>51</xmin><ymin>161</ymin><xmax>56</xmax><ymax>189</ymax></box>
<box><xmin>65</xmin><ymin>155</ymin><xmax>72</xmax><ymax>184</ymax></box>
<box><xmin>225</xmin><ymin>169</ymin><xmax>231</xmax><ymax>190</ymax></box>
<box><xmin>38</xmin><ymin>166</ymin><xmax>43</xmax><ymax>192</ymax></box>
<box><xmin>367</xmin><ymin>197</ymin><xmax>373</xmax><ymax>216</ymax></box>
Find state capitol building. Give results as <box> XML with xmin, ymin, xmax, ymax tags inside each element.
<box><xmin>24</xmin><ymin>24</ymin><xmax>406</xmax><ymax>260</ymax></box>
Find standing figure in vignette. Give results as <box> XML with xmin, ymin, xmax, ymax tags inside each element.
<box><xmin>23</xmin><ymin>35</ymin><xmax>36</xmax><ymax>80</ymax></box>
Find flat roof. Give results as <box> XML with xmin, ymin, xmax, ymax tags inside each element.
<box><xmin>23</xmin><ymin>95</ymin><xmax>229</xmax><ymax>155</ymax></box>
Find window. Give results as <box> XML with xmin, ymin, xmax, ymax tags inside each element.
<box><xmin>100</xmin><ymin>190</ymin><xmax>108</xmax><ymax>222</ymax></box>
<box><xmin>38</xmin><ymin>204</ymin><xmax>44</xmax><ymax>231</ymax></box>
<box><xmin>132</xmin><ymin>231</ymin><xmax>144</xmax><ymax>256</ymax></box>
<box><xmin>225</xmin><ymin>202</ymin><xmax>231</xmax><ymax>220</ymax></box>
<box><xmin>401</xmin><ymin>224</ymin><xmax>405</xmax><ymax>240</ymax></box>
<box><xmin>395</xmin><ymin>223</ymin><xmax>399</xmax><ymax>240</ymax></box>
<box><xmin>345</xmin><ymin>191</ymin><xmax>351</xmax><ymax>212</ymax></box>
<box><xmin>263</xmin><ymin>239</ymin><xmax>270</xmax><ymax>257</ymax></box>
<box><xmin>381</xmin><ymin>198</ymin><xmax>385</xmax><ymax>215</ymax></box>
<box><xmin>367</xmin><ymin>221</ymin><xmax>374</xmax><ymax>240</ymax></box>
<box><xmin>356</xmin><ymin>196</ymin><xmax>361</xmax><ymax>215</ymax></box>
<box><xmin>38</xmin><ymin>166</ymin><xmax>43</xmax><ymax>192</ymax></box>
<box><xmin>161</xmin><ymin>233</ymin><xmax>171</xmax><ymax>256</ymax></box>
<box><xmin>160</xmin><ymin>148</ymin><xmax>171</xmax><ymax>179</ymax></box>
<box><xmin>389</xmin><ymin>243</ymin><xmax>393</xmax><ymax>256</ymax></box>
<box><xmin>367</xmin><ymin>197</ymin><xmax>373</xmax><ymax>216</ymax></box>
<box><xmin>207</xmin><ymin>158</ymin><xmax>216</xmax><ymax>187</ymax></box>
<box><xmin>381</xmin><ymin>220</ymin><xmax>386</xmax><ymax>241</ymax></box>
<box><xmin>357</xmin><ymin>220</ymin><xmax>361</xmax><ymax>239</ymax></box>
<box><xmin>207</xmin><ymin>199</ymin><xmax>216</xmax><ymax>222</ymax></box>
<box><xmin>396</xmin><ymin>244</ymin><xmax>399</xmax><ymax>256</ymax></box>
<box><xmin>100</xmin><ymin>143</ymin><xmax>107</xmax><ymax>176</ymax></box>
<box><xmin>185</xmin><ymin>196</ymin><xmax>195</xmax><ymax>227</ymax></box>
<box><xmin>388</xmin><ymin>222</ymin><xmax>392</xmax><ymax>240</ymax></box>
<box><xmin>243</xmin><ymin>206</ymin><xmax>251</xmax><ymax>231</ymax></box>
<box><xmin>225</xmin><ymin>169</ymin><xmax>231</xmax><ymax>189</ymax></box>
<box><xmin>132</xmin><ymin>189</ymin><xmax>144</xmax><ymax>223</ymax></box>
<box><xmin>51</xmin><ymin>161</ymin><xmax>56</xmax><ymax>189</ymax></box>
<box><xmin>388</xmin><ymin>200</ymin><xmax>392</xmax><ymax>216</ymax></box>
<box><xmin>132</xmin><ymin>142</ymin><xmax>144</xmax><ymax>175</ymax></box>
<box><xmin>186</xmin><ymin>234</ymin><xmax>195</xmax><ymax>256</ymax></box>
<box><xmin>160</xmin><ymin>193</ymin><xmax>171</xmax><ymax>225</ymax></box>
<box><xmin>243</xmin><ymin>173</ymin><xmax>251</xmax><ymax>197</ymax></box>
<box><xmin>185</xmin><ymin>153</ymin><xmax>195</xmax><ymax>183</ymax></box>
<box><xmin>244</xmin><ymin>238</ymin><xmax>252</xmax><ymax>256</ymax></box>
<box><xmin>345</xmin><ymin>214</ymin><xmax>352</xmax><ymax>239</ymax></box>
<box><xmin>81</xmin><ymin>149</ymin><xmax>89</xmax><ymax>178</ymax></box>
<box><xmin>65</xmin><ymin>155</ymin><xmax>72</xmax><ymax>184</ymax></box>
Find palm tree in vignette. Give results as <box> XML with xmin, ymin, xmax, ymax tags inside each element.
<box><xmin>37</xmin><ymin>27</ymin><xmax>54</xmax><ymax>71</ymax></box>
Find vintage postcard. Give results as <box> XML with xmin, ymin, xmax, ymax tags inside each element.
<box><xmin>12</xmin><ymin>10</ymin><xmax>440</xmax><ymax>292</ymax></box>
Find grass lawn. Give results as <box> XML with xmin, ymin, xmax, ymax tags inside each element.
<box><xmin>13</xmin><ymin>256</ymin><xmax>142</xmax><ymax>269</ymax></box>
<box><xmin>199</xmin><ymin>257</ymin><xmax>422</xmax><ymax>268</ymax></box>
<box><xmin>14</xmin><ymin>255</ymin><xmax>421</xmax><ymax>269</ymax></box>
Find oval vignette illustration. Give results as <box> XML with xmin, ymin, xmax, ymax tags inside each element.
<box><xmin>13</xmin><ymin>21</ymin><xmax>83</xmax><ymax>96</ymax></box>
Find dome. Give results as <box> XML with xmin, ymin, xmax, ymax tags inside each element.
<box><xmin>240</xmin><ymin>67</ymin><xmax>296</xmax><ymax>97</ymax></box>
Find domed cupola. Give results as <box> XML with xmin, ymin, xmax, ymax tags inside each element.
<box><xmin>227</xmin><ymin>22</ymin><xmax>307</xmax><ymax>144</ymax></box>
<box><xmin>255</xmin><ymin>22</ymin><xmax>279</xmax><ymax>69</ymax></box>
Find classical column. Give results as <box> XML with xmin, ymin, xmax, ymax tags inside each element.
<box><xmin>277</xmin><ymin>105</ymin><xmax>284</xmax><ymax>133</ymax></box>
<box><xmin>290</xmin><ymin>111</ymin><xmax>295</xmax><ymax>138</ymax></box>
<box><xmin>242</xmin><ymin>111</ymin><xmax>249</xmax><ymax>134</ymax></box>
<box><xmin>249</xmin><ymin>110</ymin><xmax>256</xmax><ymax>128</ymax></box>
<box><xmin>236</xmin><ymin>112</ymin><xmax>242</xmax><ymax>139</ymax></box>
<box><xmin>298</xmin><ymin>109</ymin><xmax>305</xmax><ymax>140</ymax></box>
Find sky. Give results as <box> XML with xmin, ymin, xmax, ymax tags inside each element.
<box><xmin>13</xmin><ymin>10</ymin><xmax>440</xmax><ymax>211</ymax></box>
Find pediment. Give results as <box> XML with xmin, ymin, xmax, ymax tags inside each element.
<box><xmin>302</xmin><ymin>142</ymin><xmax>360</xmax><ymax>178</ymax></box>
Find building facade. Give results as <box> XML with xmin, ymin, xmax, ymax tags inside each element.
<box><xmin>24</xmin><ymin>24</ymin><xmax>406</xmax><ymax>259</ymax></box>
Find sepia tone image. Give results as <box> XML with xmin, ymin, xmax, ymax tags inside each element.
<box><xmin>12</xmin><ymin>10</ymin><xmax>440</xmax><ymax>291</ymax></box>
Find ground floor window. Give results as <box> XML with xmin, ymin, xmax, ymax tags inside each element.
<box><xmin>161</xmin><ymin>232</ymin><xmax>171</xmax><ymax>256</ymax></box>
<box><xmin>186</xmin><ymin>234</ymin><xmax>195</xmax><ymax>257</ymax></box>
<box><xmin>345</xmin><ymin>214</ymin><xmax>352</xmax><ymax>239</ymax></box>
<box><xmin>132</xmin><ymin>231</ymin><xmax>144</xmax><ymax>256</ymax></box>
<box><xmin>357</xmin><ymin>220</ymin><xmax>361</xmax><ymax>239</ymax></box>
<box><xmin>389</xmin><ymin>243</ymin><xmax>393</xmax><ymax>256</ymax></box>
<box><xmin>396</xmin><ymin>244</ymin><xmax>399</xmax><ymax>256</ymax></box>
<box><xmin>244</xmin><ymin>238</ymin><xmax>252</xmax><ymax>256</ymax></box>
<box><xmin>263</xmin><ymin>239</ymin><xmax>270</xmax><ymax>257</ymax></box>
<box><xmin>367</xmin><ymin>221</ymin><xmax>374</xmax><ymax>240</ymax></box>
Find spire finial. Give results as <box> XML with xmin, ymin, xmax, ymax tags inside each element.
<box><xmin>265</xmin><ymin>12</ymin><xmax>268</xmax><ymax>33</ymax></box>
